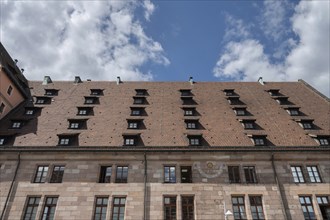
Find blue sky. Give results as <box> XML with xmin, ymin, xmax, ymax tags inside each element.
<box><xmin>0</xmin><ymin>0</ymin><xmax>329</xmax><ymax>96</ymax></box>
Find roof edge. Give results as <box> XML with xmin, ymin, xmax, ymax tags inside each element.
<box><xmin>298</xmin><ymin>79</ymin><xmax>330</xmax><ymax>102</ymax></box>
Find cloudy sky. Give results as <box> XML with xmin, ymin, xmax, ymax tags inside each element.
<box><xmin>0</xmin><ymin>0</ymin><xmax>329</xmax><ymax>96</ymax></box>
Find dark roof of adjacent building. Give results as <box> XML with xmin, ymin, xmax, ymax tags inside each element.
<box><xmin>0</xmin><ymin>79</ymin><xmax>329</xmax><ymax>148</ymax></box>
<box><xmin>0</xmin><ymin>42</ymin><xmax>30</xmax><ymax>98</ymax></box>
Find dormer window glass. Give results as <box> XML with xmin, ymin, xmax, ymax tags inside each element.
<box><xmin>84</xmin><ymin>97</ymin><xmax>99</xmax><ymax>104</ymax></box>
<box><xmin>0</xmin><ymin>137</ymin><xmax>5</xmax><ymax>145</ymax></box>
<box><xmin>183</xmin><ymin>108</ymin><xmax>195</xmax><ymax>116</ymax></box>
<box><xmin>123</xmin><ymin>135</ymin><xmax>138</xmax><ymax>146</ymax></box>
<box><xmin>59</xmin><ymin>138</ymin><xmax>70</xmax><ymax>145</ymax></box>
<box><xmin>180</xmin><ymin>89</ymin><xmax>192</xmax><ymax>96</ymax></box>
<box><xmin>25</xmin><ymin>109</ymin><xmax>34</xmax><ymax>115</ymax></box>
<box><xmin>299</xmin><ymin>120</ymin><xmax>314</xmax><ymax>129</ymax></box>
<box><xmin>250</xmin><ymin>135</ymin><xmax>267</xmax><ymax>146</ymax></box>
<box><xmin>11</xmin><ymin>121</ymin><xmax>23</xmax><ymax>129</ymax></box>
<box><xmin>58</xmin><ymin>134</ymin><xmax>78</xmax><ymax>146</ymax></box>
<box><xmin>185</xmin><ymin>120</ymin><xmax>198</xmax><ymax>129</ymax></box>
<box><xmin>254</xmin><ymin>138</ymin><xmax>265</xmax><ymax>146</ymax></box>
<box><xmin>127</xmin><ymin>120</ymin><xmax>141</xmax><ymax>129</ymax></box>
<box><xmin>188</xmin><ymin>135</ymin><xmax>201</xmax><ymax>146</ymax></box>
<box><xmin>35</xmin><ymin>97</ymin><xmax>51</xmax><ymax>104</ymax></box>
<box><xmin>44</xmin><ymin>89</ymin><xmax>58</xmax><ymax>96</ymax></box>
<box><xmin>227</xmin><ymin>97</ymin><xmax>242</xmax><ymax>105</ymax></box>
<box><xmin>315</xmin><ymin>136</ymin><xmax>329</xmax><ymax>146</ymax></box>
<box><xmin>235</xmin><ymin>108</ymin><xmax>246</xmax><ymax>116</ymax></box>
<box><xmin>181</xmin><ymin>97</ymin><xmax>196</xmax><ymax>105</ymax></box>
<box><xmin>136</xmin><ymin>89</ymin><xmax>147</xmax><ymax>96</ymax></box>
<box><xmin>0</xmin><ymin>136</ymin><xmax>13</xmax><ymax>146</ymax></box>
<box><xmin>243</xmin><ymin>121</ymin><xmax>255</xmax><ymax>129</ymax></box>
<box><xmin>68</xmin><ymin>119</ymin><xmax>86</xmax><ymax>129</ymax></box>
<box><xmin>224</xmin><ymin>89</ymin><xmax>235</xmax><ymax>96</ymax></box>
<box><xmin>275</xmin><ymin>97</ymin><xmax>290</xmax><ymax>105</ymax></box>
<box><xmin>77</xmin><ymin>107</ymin><xmax>93</xmax><ymax>116</ymax></box>
<box><xmin>131</xmin><ymin>107</ymin><xmax>143</xmax><ymax>116</ymax></box>
<box><xmin>90</xmin><ymin>89</ymin><xmax>103</xmax><ymax>96</ymax></box>
<box><xmin>268</xmin><ymin>89</ymin><xmax>280</xmax><ymax>96</ymax></box>
<box><xmin>133</xmin><ymin>97</ymin><xmax>146</xmax><ymax>105</ymax></box>
<box><xmin>286</xmin><ymin>108</ymin><xmax>300</xmax><ymax>116</ymax></box>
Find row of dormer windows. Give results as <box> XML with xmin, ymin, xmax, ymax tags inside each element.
<box><xmin>1</xmin><ymin>134</ymin><xmax>328</xmax><ymax>147</ymax></box>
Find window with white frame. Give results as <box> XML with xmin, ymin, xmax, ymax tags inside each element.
<box><xmin>291</xmin><ymin>166</ymin><xmax>305</xmax><ymax>183</ymax></box>
<box><xmin>306</xmin><ymin>166</ymin><xmax>322</xmax><ymax>183</ymax></box>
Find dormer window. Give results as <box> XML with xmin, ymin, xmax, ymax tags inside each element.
<box><xmin>285</xmin><ymin>107</ymin><xmax>300</xmax><ymax>116</ymax></box>
<box><xmin>317</xmin><ymin>136</ymin><xmax>329</xmax><ymax>146</ymax></box>
<box><xmin>267</xmin><ymin>89</ymin><xmax>280</xmax><ymax>96</ymax></box>
<box><xmin>11</xmin><ymin>121</ymin><xmax>23</xmax><ymax>129</ymax></box>
<box><xmin>180</xmin><ymin>89</ymin><xmax>192</xmax><ymax>96</ymax></box>
<box><xmin>25</xmin><ymin>108</ymin><xmax>35</xmax><ymax>115</ymax></box>
<box><xmin>35</xmin><ymin>97</ymin><xmax>51</xmax><ymax>104</ymax></box>
<box><xmin>58</xmin><ymin>134</ymin><xmax>78</xmax><ymax>146</ymax></box>
<box><xmin>123</xmin><ymin>134</ymin><xmax>139</xmax><ymax>146</ymax></box>
<box><xmin>77</xmin><ymin>107</ymin><xmax>93</xmax><ymax>116</ymax></box>
<box><xmin>59</xmin><ymin>137</ymin><xmax>70</xmax><ymax>145</ymax></box>
<box><xmin>223</xmin><ymin>89</ymin><xmax>235</xmax><ymax>96</ymax></box>
<box><xmin>135</xmin><ymin>89</ymin><xmax>147</xmax><ymax>96</ymax></box>
<box><xmin>240</xmin><ymin>119</ymin><xmax>256</xmax><ymax>129</ymax></box>
<box><xmin>233</xmin><ymin>107</ymin><xmax>246</xmax><ymax>116</ymax></box>
<box><xmin>130</xmin><ymin>107</ymin><xmax>144</xmax><ymax>116</ymax></box>
<box><xmin>127</xmin><ymin>120</ymin><xmax>142</xmax><ymax>129</ymax></box>
<box><xmin>248</xmin><ymin>135</ymin><xmax>267</xmax><ymax>146</ymax></box>
<box><xmin>183</xmin><ymin>107</ymin><xmax>195</xmax><ymax>116</ymax></box>
<box><xmin>227</xmin><ymin>97</ymin><xmax>243</xmax><ymax>105</ymax></box>
<box><xmin>0</xmin><ymin>135</ymin><xmax>14</xmax><ymax>146</ymax></box>
<box><xmin>84</xmin><ymin>97</ymin><xmax>99</xmax><ymax>104</ymax></box>
<box><xmin>185</xmin><ymin>120</ymin><xmax>198</xmax><ymax>129</ymax></box>
<box><xmin>133</xmin><ymin>97</ymin><xmax>146</xmax><ymax>105</ymax></box>
<box><xmin>90</xmin><ymin>89</ymin><xmax>103</xmax><ymax>96</ymax></box>
<box><xmin>181</xmin><ymin>97</ymin><xmax>196</xmax><ymax>105</ymax></box>
<box><xmin>44</xmin><ymin>89</ymin><xmax>58</xmax><ymax>96</ymax></box>
<box><xmin>0</xmin><ymin>138</ymin><xmax>5</xmax><ymax>145</ymax></box>
<box><xmin>298</xmin><ymin>120</ymin><xmax>314</xmax><ymax>129</ymax></box>
<box><xmin>24</xmin><ymin>107</ymin><xmax>40</xmax><ymax>116</ymax></box>
<box><xmin>274</xmin><ymin>97</ymin><xmax>290</xmax><ymax>105</ymax></box>
<box><xmin>68</xmin><ymin>119</ymin><xmax>87</xmax><ymax>129</ymax></box>
<box><xmin>188</xmin><ymin>135</ymin><xmax>201</xmax><ymax>146</ymax></box>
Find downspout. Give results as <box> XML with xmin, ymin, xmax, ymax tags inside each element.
<box><xmin>271</xmin><ymin>153</ymin><xmax>291</xmax><ymax>220</ymax></box>
<box><xmin>143</xmin><ymin>152</ymin><xmax>147</xmax><ymax>220</ymax></box>
<box><xmin>0</xmin><ymin>152</ymin><xmax>21</xmax><ymax>220</ymax></box>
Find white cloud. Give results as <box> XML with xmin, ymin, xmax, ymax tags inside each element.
<box><xmin>260</xmin><ymin>0</ymin><xmax>290</xmax><ymax>42</ymax></box>
<box><xmin>213</xmin><ymin>40</ymin><xmax>285</xmax><ymax>81</ymax></box>
<box><xmin>0</xmin><ymin>0</ymin><xmax>169</xmax><ymax>81</ymax></box>
<box><xmin>286</xmin><ymin>1</ymin><xmax>330</xmax><ymax>96</ymax></box>
<box><xmin>143</xmin><ymin>0</ymin><xmax>155</xmax><ymax>21</ymax></box>
<box><xmin>214</xmin><ymin>0</ymin><xmax>329</xmax><ymax>97</ymax></box>
<box><xmin>223</xmin><ymin>14</ymin><xmax>252</xmax><ymax>42</ymax></box>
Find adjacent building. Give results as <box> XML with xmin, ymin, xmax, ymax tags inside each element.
<box><xmin>0</xmin><ymin>44</ymin><xmax>329</xmax><ymax>220</ymax></box>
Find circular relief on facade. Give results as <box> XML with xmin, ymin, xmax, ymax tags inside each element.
<box><xmin>193</xmin><ymin>161</ymin><xmax>225</xmax><ymax>178</ymax></box>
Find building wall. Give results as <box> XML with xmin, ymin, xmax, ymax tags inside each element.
<box><xmin>0</xmin><ymin>70</ymin><xmax>25</xmax><ymax>120</ymax></box>
<box><xmin>1</xmin><ymin>151</ymin><xmax>329</xmax><ymax>220</ymax></box>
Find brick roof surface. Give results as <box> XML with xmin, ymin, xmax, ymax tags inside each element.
<box><xmin>0</xmin><ymin>80</ymin><xmax>329</xmax><ymax>147</ymax></box>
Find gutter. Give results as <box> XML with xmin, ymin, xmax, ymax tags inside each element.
<box><xmin>0</xmin><ymin>146</ymin><xmax>329</xmax><ymax>153</ymax></box>
<box><xmin>143</xmin><ymin>152</ymin><xmax>148</xmax><ymax>220</ymax></box>
<box><xmin>0</xmin><ymin>152</ymin><xmax>21</xmax><ymax>220</ymax></box>
<box><xmin>271</xmin><ymin>153</ymin><xmax>291</xmax><ymax>220</ymax></box>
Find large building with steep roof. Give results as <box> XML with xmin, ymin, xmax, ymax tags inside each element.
<box><xmin>0</xmin><ymin>43</ymin><xmax>329</xmax><ymax>220</ymax></box>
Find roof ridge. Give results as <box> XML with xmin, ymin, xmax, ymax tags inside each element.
<box><xmin>298</xmin><ymin>79</ymin><xmax>330</xmax><ymax>102</ymax></box>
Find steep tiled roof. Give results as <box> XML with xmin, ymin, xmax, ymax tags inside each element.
<box><xmin>0</xmin><ymin>80</ymin><xmax>329</xmax><ymax>148</ymax></box>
